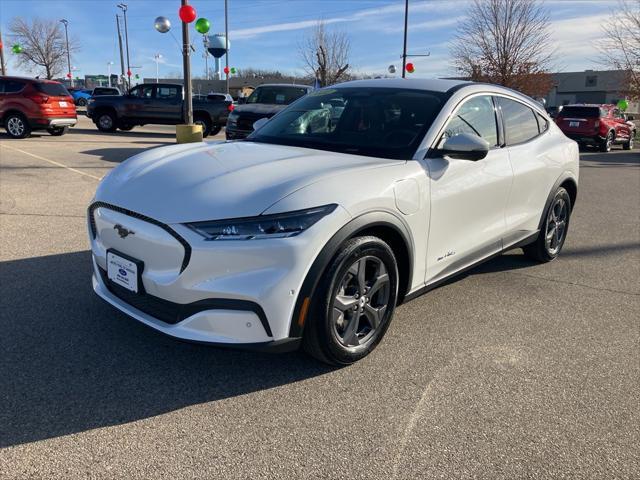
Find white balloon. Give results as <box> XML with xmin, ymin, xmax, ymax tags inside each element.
<box><xmin>154</xmin><ymin>16</ymin><xmax>171</xmax><ymax>34</ymax></box>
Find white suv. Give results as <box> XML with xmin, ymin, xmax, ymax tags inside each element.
<box><xmin>88</xmin><ymin>78</ymin><xmax>579</xmax><ymax>365</ymax></box>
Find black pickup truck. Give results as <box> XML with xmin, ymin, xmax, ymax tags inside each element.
<box><xmin>86</xmin><ymin>83</ymin><xmax>231</xmax><ymax>137</ymax></box>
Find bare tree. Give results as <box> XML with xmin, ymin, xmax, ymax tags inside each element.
<box><xmin>450</xmin><ymin>0</ymin><xmax>554</xmax><ymax>97</ymax></box>
<box><xmin>299</xmin><ymin>21</ymin><xmax>351</xmax><ymax>87</ymax></box>
<box><xmin>9</xmin><ymin>17</ymin><xmax>79</xmax><ymax>79</ymax></box>
<box><xmin>598</xmin><ymin>0</ymin><xmax>640</xmax><ymax>99</ymax></box>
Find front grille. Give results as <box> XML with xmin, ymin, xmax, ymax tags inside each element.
<box><xmin>98</xmin><ymin>267</ymin><xmax>273</xmax><ymax>336</ymax></box>
<box><xmin>88</xmin><ymin>201</ymin><xmax>192</xmax><ymax>273</ymax></box>
<box><xmin>236</xmin><ymin>113</ymin><xmax>263</xmax><ymax>130</ymax></box>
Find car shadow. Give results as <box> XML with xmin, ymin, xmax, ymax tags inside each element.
<box><xmin>80</xmin><ymin>146</ymin><xmax>171</xmax><ymax>162</ymax></box>
<box><xmin>0</xmin><ymin>251</ymin><xmax>332</xmax><ymax>448</ymax></box>
<box><xmin>69</xmin><ymin>127</ymin><xmax>177</xmax><ymax>139</ymax></box>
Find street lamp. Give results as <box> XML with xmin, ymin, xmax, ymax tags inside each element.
<box><xmin>117</xmin><ymin>3</ymin><xmax>131</xmax><ymax>90</ymax></box>
<box><xmin>59</xmin><ymin>19</ymin><xmax>73</xmax><ymax>87</ymax></box>
<box><xmin>154</xmin><ymin>53</ymin><xmax>162</xmax><ymax>83</ymax></box>
<box><xmin>107</xmin><ymin>61</ymin><xmax>114</xmax><ymax>87</ymax></box>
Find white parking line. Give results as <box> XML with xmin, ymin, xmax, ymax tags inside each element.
<box><xmin>0</xmin><ymin>143</ymin><xmax>102</xmax><ymax>181</ymax></box>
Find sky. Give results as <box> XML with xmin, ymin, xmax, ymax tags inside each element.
<box><xmin>0</xmin><ymin>0</ymin><xmax>617</xmax><ymax>82</ymax></box>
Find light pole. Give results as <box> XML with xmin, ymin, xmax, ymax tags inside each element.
<box><xmin>59</xmin><ymin>19</ymin><xmax>73</xmax><ymax>87</ymax></box>
<box><xmin>224</xmin><ymin>0</ymin><xmax>229</xmax><ymax>94</ymax></box>
<box><xmin>154</xmin><ymin>54</ymin><xmax>162</xmax><ymax>83</ymax></box>
<box><xmin>107</xmin><ymin>61</ymin><xmax>114</xmax><ymax>87</ymax></box>
<box><xmin>117</xmin><ymin>4</ymin><xmax>131</xmax><ymax>90</ymax></box>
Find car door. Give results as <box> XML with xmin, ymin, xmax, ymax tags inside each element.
<box><xmin>612</xmin><ymin>108</ymin><xmax>631</xmax><ymax>142</ymax></box>
<box><xmin>126</xmin><ymin>84</ymin><xmax>155</xmax><ymax>122</ymax></box>
<box><xmin>424</xmin><ymin>94</ymin><xmax>513</xmax><ymax>284</ymax></box>
<box><xmin>497</xmin><ymin>96</ymin><xmax>555</xmax><ymax>240</ymax></box>
<box><xmin>154</xmin><ymin>85</ymin><xmax>183</xmax><ymax>123</ymax></box>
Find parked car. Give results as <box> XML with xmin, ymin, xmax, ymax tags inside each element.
<box><xmin>92</xmin><ymin>87</ymin><xmax>121</xmax><ymax>96</ymax></box>
<box><xmin>86</xmin><ymin>83</ymin><xmax>231</xmax><ymax>136</ymax></box>
<box><xmin>71</xmin><ymin>88</ymin><xmax>93</xmax><ymax>106</ymax></box>
<box><xmin>88</xmin><ymin>78</ymin><xmax>579</xmax><ymax>365</ymax></box>
<box><xmin>225</xmin><ymin>83</ymin><xmax>314</xmax><ymax>139</ymax></box>
<box><xmin>555</xmin><ymin>104</ymin><xmax>635</xmax><ymax>151</ymax></box>
<box><xmin>0</xmin><ymin>76</ymin><xmax>77</xmax><ymax>139</ymax></box>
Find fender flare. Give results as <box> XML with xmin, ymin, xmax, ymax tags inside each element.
<box><xmin>288</xmin><ymin>210</ymin><xmax>414</xmax><ymax>338</ymax></box>
<box><xmin>537</xmin><ymin>172</ymin><xmax>578</xmax><ymax>231</ymax></box>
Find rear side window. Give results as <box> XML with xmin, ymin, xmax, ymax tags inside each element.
<box><xmin>559</xmin><ymin>106</ymin><xmax>601</xmax><ymax>118</ymax></box>
<box><xmin>536</xmin><ymin>112</ymin><xmax>549</xmax><ymax>133</ymax></box>
<box><xmin>497</xmin><ymin>97</ymin><xmax>539</xmax><ymax>145</ymax></box>
<box><xmin>34</xmin><ymin>82</ymin><xmax>69</xmax><ymax>96</ymax></box>
<box><xmin>440</xmin><ymin>95</ymin><xmax>499</xmax><ymax>147</ymax></box>
<box><xmin>2</xmin><ymin>80</ymin><xmax>26</xmax><ymax>93</ymax></box>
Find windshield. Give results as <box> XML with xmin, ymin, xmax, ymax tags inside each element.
<box><xmin>246</xmin><ymin>86</ymin><xmax>309</xmax><ymax>105</ymax></box>
<box><xmin>35</xmin><ymin>82</ymin><xmax>70</xmax><ymax>96</ymax></box>
<box><xmin>247</xmin><ymin>87</ymin><xmax>446</xmax><ymax>160</ymax></box>
<box><xmin>559</xmin><ymin>106</ymin><xmax>602</xmax><ymax>118</ymax></box>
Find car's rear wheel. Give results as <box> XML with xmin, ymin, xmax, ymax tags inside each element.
<box><xmin>303</xmin><ymin>236</ymin><xmax>398</xmax><ymax>365</ymax></box>
<box><xmin>47</xmin><ymin>126</ymin><xmax>68</xmax><ymax>136</ymax></box>
<box><xmin>623</xmin><ymin>132</ymin><xmax>634</xmax><ymax>150</ymax></box>
<box><xmin>96</xmin><ymin>112</ymin><xmax>117</xmax><ymax>132</ymax></box>
<box><xmin>209</xmin><ymin>125</ymin><xmax>222</xmax><ymax>137</ymax></box>
<box><xmin>523</xmin><ymin>187</ymin><xmax>571</xmax><ymax>263</ymax></box>
<box><xmin>600</xmin><ymin>131</ymin><xmax>614</xmax><ymax>152</ymax></box>
<box><xmin>77</xmin><ymin>98</ymin><xmax>87</xmax><ymax>107</ymax></box>
<box><xmin>194</xmin><ymin>115</ymin><xmax>212</xmax><ymax>137</ymax></box>
<box><xmin>4</xmin><ymin>113</ymin><xmax>31</xmax><ymax>139</ymax></box>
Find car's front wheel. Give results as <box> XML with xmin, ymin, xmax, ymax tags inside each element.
<box><xmin>95</xmin><ymin>112</ymin><xmax>117</xmax><ymax>132</ymax></box>
<box><xmin>303</xmin><ymin>236</ymin><xmax>398</xmax><ymax>365</ymax></box>
<box><xmin>600</xmin><ymin>131</ymin><xmax>614</xmax><ymax>152</ymax></box>
<box><xmin>523</xmin><ymin>187</ymin><xmax>572</xmax><ymax>262</ymax></box>
<box><xmin>623</xmin><ymin>132</ymin><xmax>634</xmax><ymax>150</ymax></box>
<box><xmin>77</xmin><ymin>98</ymin><xmax>87</xmax><ymax>107</ymax></box>
<box><xmin>4</xmin><ymin>113</ymin><xmax>31</xmax><ymax>139</ymax></box>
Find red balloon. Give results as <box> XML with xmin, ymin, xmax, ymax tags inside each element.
<box><xmin>228</xmin><ymin>104</ymin><xmax>234</xmax><ymax>112</ymax></box>
<box><xmin>0</xmin><ymin>41</ymin><xmax>3</xmax><ymax>50</ymax></box>
<box><xmin>66</xmin><ymin>73</ymin><xmax>72</xmax><ymax>78</ymax></box>
<box><xmin>405</xmin><ymin>62</ymin><xmax>415</xmax><ymax>73</ymax></box>
<box><xmin>127</xmin><ymin>70</ymin><xmax>132</xmax><ymax>77</ymax></box>
<box><xmin>223</xmin><ymin>66</ymin><xmax>230</xmax><ymax>75</ymax></box>
<box><xmin>179</xmin><ymin>5</ymin><xmax>197</xmax><ymax>23</ymax></box>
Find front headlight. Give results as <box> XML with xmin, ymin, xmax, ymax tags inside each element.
<box><xmin>185</xmin><ymin>204</ymin><xmax>337</xmax><ymax>240</ymax></box>
<box><xmin>87</xmin><ymin>98</ymin><xmax>95</xmax><ymax>105</ymax></box>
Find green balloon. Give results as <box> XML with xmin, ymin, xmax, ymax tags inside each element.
<box><xmin>617</xmin><ymin>99</ymin><xmax>628</xmax><ymax>111</ymax></box>
<box><xmin>12</xmin><ymin>44</ymin><xmax>23</xmax><ymax>54</ymax></box>
<box><xmin>230</xmin><ymin>67</ymin><xmax>236</xmax><ymax>74</ymax></box>
<box><xmin>195</xmin><ymin>18</ymin><xmax>210</xmax><ymax>34</ymax></box>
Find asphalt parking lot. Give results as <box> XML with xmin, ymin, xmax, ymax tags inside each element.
<box><xmin>1</xmin><ymin>116</ymin><xmax>638</xmax><ymax>479</ymax></box>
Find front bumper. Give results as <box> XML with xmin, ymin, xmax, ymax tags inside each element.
<box><xmin>89</xmin><ymin>201</ymin><xmax>350</xmax><ymax>347</ymax></box>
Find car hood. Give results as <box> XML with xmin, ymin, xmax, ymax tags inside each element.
<box><xmin>233</xmin><ymin>103</ymin><xmax>288</xmax><ymax>117</ymax></box>
<box><xmin>94</xmin><ymin>141</ymin><xmax>399</xmax><ymax>224</ymax></box>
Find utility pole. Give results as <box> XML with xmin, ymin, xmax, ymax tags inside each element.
<box><xmin>116</xmin><ymin>15</ymin><xmax>126</xmax><ymax>90</ymax></box>
<box><xmin>0</xmin><ymin>30</ymin><xmax>7</xmax><ymax>75</ymax></box>
<box><xmin>118</xmin><ymin>4</ymin><xmax>131</xmax><ymax>90</ymax></box>
<box><xmin>181</xmin><ymin>0</ymin><xmax>193</xmax><ymax>125</ymax></box>
<box><xmin>401</xmin><ymin>0</ymin><xmax>408</xmax><ymax>79</ymax></box>
<box><xmin>60</xmin><ymin>19</ymin><xmax>73</xmax><ymax>87</ymax></box>
<box><xmin>154</xmin><ymin>54</ymin><xmax>162</xmax><ymax>83</ymax></box>
<box><xmin>224</xmin><ymin>0</ymin><xmax>229</xmax><ymax>94</ymax></box>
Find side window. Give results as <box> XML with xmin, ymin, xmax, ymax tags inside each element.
<box><xmin>440</xmin><ymin>95</ymin><xmax>498</xmax><ymax>147</ymax></box>
<box><xmin>497</xmin><ymin>97</ymin><xmax>539</xmax><ymax>145</ymax></box>
<box><xmin>536</xmin><ymin>112</ymin><xmax>549</xmax><ymax>134</ymax></box>
<box><xmin>4</xmin><ymin>81</ymin><xmax>25</xmax><ymax>93</ymax></box>
<box><xmin>156</xmin><ymin>86</ymin><xmax>179</xmax><ymax>99</ymax></box>
<box><xmin>0</xmin><ymin>80</ymin><xmax>5</xmax><ymax>94</ymax></box>
<box><xmin>131</xmin><ymin>85</ymin><xmax>154</xmax><ymax>98</ymax></box>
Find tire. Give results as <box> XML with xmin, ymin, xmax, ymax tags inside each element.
<box><xmin>95</xmin><ymin>111</ymin><xmax>117</xmax><ymax>132</ymax></box>
<box><xmin>118</xmin><ymin>124</ymin><xmax>134</xmax><ymax>131</ymax></box>
<box><xmin>599</xmin><ymin>131</ymin><xmax>614</xmax><ymax>152</ymax></box>
<box><xmin>523</xmin><ymin>187</ymin><xmax>571</xmax><ymax>263</ymax></box>
<box><xmin>47</xmin><ymin>126</ymin><xmax>68</xmax><ymax>136</ymax></box>
<box><xmin>4</xmin><ymin>113</ymin><xmax>31</xmax><ymax>139</ymax></box>
<box><xmin>623</xmin><ymin>132</ymin><xmax>634</xmax><ymax>150</ymax></box>
<box><xmin>302</xmin><ymin>236</ymin><xmax>399</xmax><ymax>365</ymax></box>
<box><xmin>194</xmin><ymin>115</ymin><xmax>212</xmax><ymax>137</ymax></box>
<box><xmin>76</xmin><ymin>98</ymin><xmax>87</xmax><ymax>107</ymax></box>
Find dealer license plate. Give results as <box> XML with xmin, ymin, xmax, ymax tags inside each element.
<box><xmin>59</xmin><ymin>101</ymin><xmax>68</xmax><ymax>107</ymax></box>
<box><xmin>569</xmin><ymin>121</ymin><xmax>579</xmax><ymax>127</ymax></box>
<box><xmin>107</xmin><ymin>251</ymin><xmax>139</xmax><ymax>293</ymax></box>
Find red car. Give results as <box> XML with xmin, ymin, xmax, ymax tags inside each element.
<box><xmin>555</xmin><ymin>104</ymin><xmax>635</xmax><ymax>152</ymax></box>
<box><xmin>0</xmin><ymin>76</ymin><xmax>77</xmax><ymax>139</ymax></box>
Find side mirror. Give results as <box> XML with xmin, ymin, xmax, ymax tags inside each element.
<box><xmin>440</xmin><ymin>133</ymin><xmax>490</xmax><ymax>161</ymax></box>
<box><xmin>253</xmin><ymin>117</ymin><xmax>269</xmax><ymax>131</ymax></box>
<box><xmin>237</xmin><ymin>97</ymin><xmax>247</xmax><ymax>105</ymax></box>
